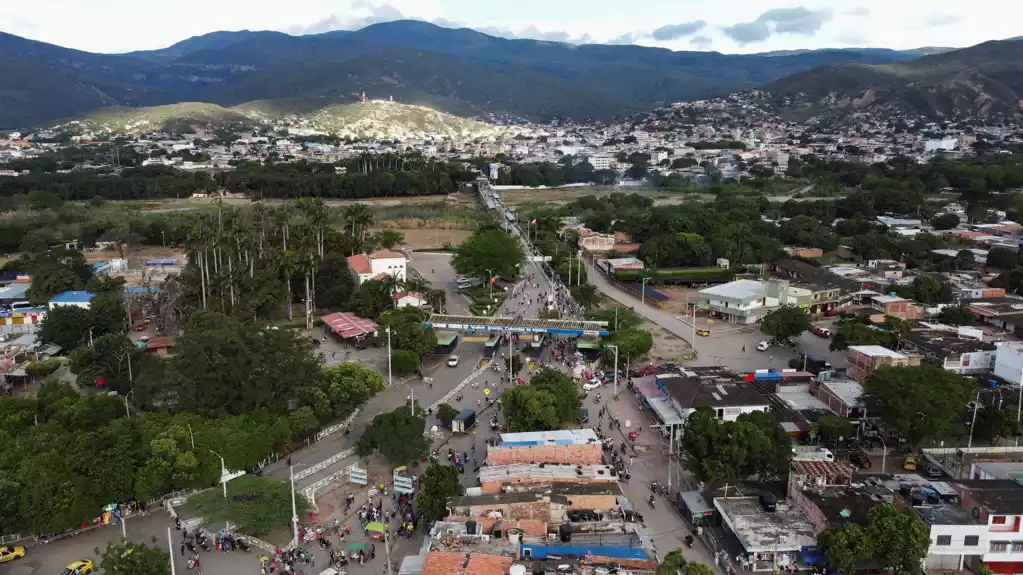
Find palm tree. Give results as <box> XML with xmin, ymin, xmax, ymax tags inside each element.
<box><xmin>342</xmin><ymin>203</ymin><xmax>374</xmax><ymax>254</ymax></box>
<box><xmin>403</xmin><ymin>276</ymin><xmax>431</xmax><ymax>297</ymax></box>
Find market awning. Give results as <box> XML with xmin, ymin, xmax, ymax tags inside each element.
<box><xmin>321</xmin><ymin>312</ymin><xmax>378</xmax><ymax>339</ymax></box>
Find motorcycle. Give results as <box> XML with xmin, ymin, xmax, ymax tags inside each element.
<box><xmin>685</xmin><ymin>534</ymin><xmax>694</xmax><ymax>548</ymax></box>
<box><xmin>455</xmin><ymin>393</ymin><xmax>463</xmax><ymax>402</ymax></box>
<box><xmin>648</xmin><ymin>495</ymin><xmax>655</xmax><ymax>509</ymax></box>
<box><xmin>187</xmin><ymin>556</ymin><xmax>201</xmax><ymax>570</ymax></box>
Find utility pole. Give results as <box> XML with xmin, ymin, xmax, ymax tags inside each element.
<box><xmin>608</xmin><ymin>344</ymin><xmax>620</xmax><ymax>398</ymax></box>
<box><xmin>640</xmin><ymin>278</ymin><xmax>651</xmax><ymax>318</ymax></box>
<box><xmin>167</xmin><ymin>527</ymin><xmax>176</xmax><ymax>575</ymax></box>
<box><xmin>386</xmin><ymin>326</ymin><xmax>392</xmax><ymax>387</ymax></box>
<box><xmin>667</xmin><ymin>425</ymin><xmax>675</xmax><ymax>492</ymax></box>
<box><xmin>383</xmin><ymin>531</ymin><xmax>394</xmax><ymax>575</ymax></box>
<box><xmin>289</xmin><ymin>464</ymin><xmax>300</xmax><ymax>547</ymax></box>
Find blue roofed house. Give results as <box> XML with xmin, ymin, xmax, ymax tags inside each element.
<box><xmin>48</xmin><ymin>291</ymin><xmax>96</xmax><ymax>311</ymax></box>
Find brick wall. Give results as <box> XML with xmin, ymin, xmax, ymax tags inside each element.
<box><xmin>487</xmin><ymin>443</ymin><xmax>603</xmax><ymax>466</ymax></box>
<box><xmin>481</xmin><ymin>475</ymin><xmax>617</xmax><ymax>494</ymax></box>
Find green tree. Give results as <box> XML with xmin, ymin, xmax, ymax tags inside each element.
<box><xmin>356</xmin><ymin>407</ymin><xmax>430</xmax><ymax>465</ymax></box>
<box><xmin>937</xmin><ymin>303</ymin><xmax>976</xmax><ymax>326</ymax></box>
<box><xmin>348</xmin><ymin>278</ymin><xmax>396</xmax><ymax>319</ymax></box>
<box><xmin>760</xmin><ymin>306</ymin><xmax>811</xmax><ymax>343</ymax></box>
<box><xmin>814</xmin><ymin>415</ymin><xmax>854</xmax><ymax>442</ymax></box>
<box><xmin>987</xmin><ymin>246</ymin><xmax>1017</xmax><ymax>270</ymax></box>
<box><xmin>37</xmin><ymin>304</ymin><xmax>92</xmax><ymax>351</ymax></box>
<box><xmin>378</xmin><ymin>307</ymin><xmax>436</xmax><ymax>361</ymax></box>
<box><xmin>373</xmin><ymin>229</ymin><xmax>405</xmax><ymax>250</ymax></box>
<box><xmin>321</xmin><ymin>362</ymin><xmax>386</xmax><ymax>419</ymax></box>
<box><xmin>170</xmin><ymin>311</ymin><xmax>321</xmax><ymax>415</ymax></box>
<box><xmin>955</xmin><ymin>249</ymin><xmax>976</xmax><ymax>270</ymax></box>
<box><xmin>69</xmin><ymin>333</ymin><xmax>137</xmax><ymax>393</ymax></box>
<box><xmin>24</xmin><ymin>358</ymin><xmax>61</xmax><ymax>379</ymax></box>
<box><xmin>587</xmin><ymin>307</ymin><xmax>642</xmax><ymax>332</ymax></box>
<box><xmin>681</xmin><ymin>408</ymin><xmax>791</xmax><ymax>487</ymax></box>
<box><xmin>501</xmin><ymin>369</ymin><xmax>582</xmax><ymax>432</ymax></box>
<box><xmin>867</xmin><ymin>504</ymin><xmax>930</xmax><ymax>575</ymax></box>
<box><xmin>818</xmin><ymin>523</ymin><xmax>873</xmax><ymax>575</ymax></box>
<box><xmin>436</xmin><ymin>403</ymin><xmax>460</xmax><ymax>426</ymax></box>
<box><xmin>912</xmin><ymin>275</ymin><xmax>954</xmax><ymax>304</ymax></box>
<box><xmin>865</xmin><ymin>365</ymin><xmax>973</xmax><ymax>450</ymax></box>
<box><xmin>452</xmin><ymin>229</ymin><xmax>526</xmax><ymax>281</ymax></box>
<box><xmin>391</xmin><ymin>349</ymin><xmax>420</xmax><ymax>376</ymax></box>
<box><xmin>96</xmin><ymin>540</ymin><xmax>170</xmax><ymax>575</ymax></box>
<box><xmin>657</xmin><ymin>548</ymin><xmax>716</xmax><ymax>575</ymax></box>
<box><xmin>602</xmin><ymin>328</ymin><xmax>653</xmax><ymax>363</ymax></box>
<box><xmin>416</xmin><ymin>462</ymin><xmax>464</xmax><ymax>522</ymax></box>
<box><xmin>316</xmin><ymin>253</ymin><xmax>357</xmax><ymax>309</ymax></box>
<box><xmin>930</xmin><ymin>213</ymin><xmax>961</xmax><ymax>230</ymax></box>
<box><xmin>829</xmin><ymin>321</ymin><xmax>891</xmax><ymax>351</ymax></box>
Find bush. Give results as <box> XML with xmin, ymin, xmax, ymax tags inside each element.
<box><xmin>391</xmin><ymin>349</ymin><xmax>420</xmax><ymax>376</ymax></box>
<box><xmin>25</xmin><ymin>358</ymin><xmax>62</xmax><ymax>378</ymax></box>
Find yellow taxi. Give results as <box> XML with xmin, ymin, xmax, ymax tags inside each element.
<box><xmin>696</xmin><ymin>329</ymin><xmax>710</xmax><ymax>337</ymax></box>
<box><xmin>903</xmin><ymin>456</ymin><xmax>918</xmax><ymax>471</ymax></box>
<box><xmin>61</xmin><ymin>559</ymin><xmax>95</xmax><ymax>575</ymax></box>
<box><xmin>0</xmin><ymin>546</ymin><xmax>25</xmax><ymax>563</ymax></box>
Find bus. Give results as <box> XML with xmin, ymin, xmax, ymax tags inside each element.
<box><xmin>435</xmin><ymin>331</ymin><xmax>460</xmax><ymax>354</ymax></box>
<box><xmin>529</xmin><ymin>333</ymin><xmax>546</xmax><ymax>349</ymax></box>
<box><xmin>575</xmin><ymin>335</ymin><xmax>602</xmax><ymax>359</ymax></box>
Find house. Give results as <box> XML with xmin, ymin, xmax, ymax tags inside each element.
<box><xmin>48</xmin><ymin>291</ymin><xmax>95</xmax><ymax>310</ymax></box>
<box><xmin>699</xmin><ymin>279</ymin><xmax>790</xmax><ymax>324</ymax></box>
<box><xmin>871</xmin><ymin>294</ymin><xmax>925</xmax><ymax>320</ymax></box>
<box><xmin>596</xmin><ymin>257</ymin><xmax>644</xmax><ymax>276</ymax></box>
<box><xmin>846</xmin><ymin>345</ymin><xmax>922</xmax><ymax>383</ymax></box>
<box><xmin>784</xmin><ymin>247</ymin><xmax>824</xmax><ymax>259</ymax></box>
<box><xmin>395</xmin><ymin>291</ymin><xmax>429</xmax><ymax>309</ymax></box>
<box><xmin>139</xmin><ymin>336</ymin><xmax>176</xmax><ymax>357</ymax></box>
<box><xmin>655</xmin><ymin>368</ymin><xmax>770</xmax><ymax>421</ymax></box>
<box><xmin>969</xmin><ymin>297</ymin><xmax>1023</xmax><ymax>331</ymax></box>
<box><xmin>346</xmin><ymin>250</ymin><xmax>407</xmax><ymax>285</ymax></box>
<box><xmin>901</xmin><ymin>329</ymin><xmax>997</xmax><ymax>375</ymax></box>
<box><xmin>810</xmin><ymin>378</ymin><xmax>867</xmax><ymax>419</ymax></box>
<box><xmin>578</xmin><ymin>230</ymin><xmax>615</xmax><ymax>252</ymax></box>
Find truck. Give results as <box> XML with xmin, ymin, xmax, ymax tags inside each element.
<box><xmin>452</xmin><ymin>409</ymin><xmax>476</xmax><ymax>434</ymax></box>
<box><xmin>791</xmin><ymin>446</ymin><xmax>835</xmax><ymax>462</ymax></box>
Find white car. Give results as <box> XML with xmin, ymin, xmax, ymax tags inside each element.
<box><xmin>756</xmin><ymin>340</ymin><xmax>771</xmax><ymax>352</ymax></box>
<box><xmin>447</xmin><ymin>355</ymin><xmax>459</xmax><ymax>367</ymax></box>
<box><xmin>582</xmin><ymin>380</ymin><xmax>602</xmax><ymax>391</ymax></box>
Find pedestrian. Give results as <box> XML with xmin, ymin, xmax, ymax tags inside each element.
<box><xmin>180</xmin><ymin>543</ymin><xmax>185</xmax><ymax>556</ymax></box>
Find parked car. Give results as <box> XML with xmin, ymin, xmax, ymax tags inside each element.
<box><xmin>903</xmin><ymin>456</ymin><xmax>918</xmax><ymax>471</ymax></box>
<box><xmin>61</xmin><ymin>560</ymin><xmax>94</xmax><ymax>575</ymax></box>
<box><xmin>823</xmin><ymin>309</ymin><xmax>839</xmax><ymax>317</ymax></box>
<box><xmin>849</xmin><ymin>451</ymin><xmax>872</xmax><ymax>469</ymax></box>
<box><xmin>696</xmin><ymin>329</ymin><xmax>710</xmax><ymax>337</ymax></box>
<box><xmin>582</xmin><ymin>380</ymin><xmax>602</xmax><ymax>391</ymax></box>
<box><xmin>0</xmin><ymin>547</ymin><xmax>25</xmax><ymax>564</ymax></box>
<box><xmin>812</xmin><ymin>327</ymin><xmax>832</xmax><ymax>338</ymax></box>
<box><xmin>756</xmin><ymin>340</ymin><xmax>771</xmax><ymax>352</ymax></box>
<box><xmin>447</xmin><ymin>355</ymin><xmax>460</xmax><ymax>367</ymax></box>
<box><xmin>924</xmin><ymin>463</ymin><xmax>943</xmax><ymax>478</ymax></box>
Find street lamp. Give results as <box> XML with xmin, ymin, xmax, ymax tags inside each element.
<box><xmin>486</xmin><ymin>268</ymin><xmax>495</xmax><ymax>302</ymax></box>
<box><xmin>606</xmin><ymin>344</ymin><xmax>620</xmax><ymax>398</ymax></box>
<box><xmin>120</xmin><ymin>389</ymin><xmax>134</xmax><ymax>418</ymax></box>
<box><xmin>403</xmin><ymin>382</ymin><xmax>415</xmax><ymax>416</ymax></box>
<box><xmin>209</xmin><ymin>449</ymin><xmax>228</xmax><ymax>498</ymax></box>
<box><xmin>289</xmin><ymin>464</ymin><xmax>300</xmax><ymax>548</ymax></box>
<box><xmin>967</xmin><ymin>390</ymin><xmax>982</xmax><ymax>448</ymax></box>
<box><xmin>385</xmin><ymin>326</ymin><xmax>392</xmax><ymax>387</ymax></box>
<box><xmin>878</xmin><ymin>435</ymin><xmax>888</xmax><ymax>474</ymax></box>
<box><xmin>88</xmin><ymin>326</ymin><xmax>95</xmax><ymax>347</ymax></box>
<box><xmin>640</xmin><ymin>277</ymin><xmax>651</xmax><ymax>317</ymax></box>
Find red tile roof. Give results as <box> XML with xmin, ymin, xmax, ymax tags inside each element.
<box><xmin>421</xmin><ymin>552</ymin><xmax>513</xmax><ymax>575</ymax></box>
<box><xmin>346</xmin><ymin>254</ymin><xmax>371</xmax><ymax>275</ymax></box>
<box><xmin>793</xmin><ymin>460</ymin><xmax>854</xmax><ymax>478</ymax></box>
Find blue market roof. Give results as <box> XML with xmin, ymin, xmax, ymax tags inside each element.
<box><xmin>49</xmin><ymin>291</ymin><xmax>96</xmax><ymax>304</ymax></box>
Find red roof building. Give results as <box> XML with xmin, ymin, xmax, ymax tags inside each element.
<box><xmin>321</xmin><ymin>312</ymin><xmax>378</xmax><ymax>339</ymax></box>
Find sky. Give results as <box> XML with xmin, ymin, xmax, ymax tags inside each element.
<box><xmin>1</xmin><ymin>0</ymin><xmax>1018</xmax><ymax>55</ymax></box>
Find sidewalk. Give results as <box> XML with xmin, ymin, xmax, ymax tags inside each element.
<box><xmin>594</xmin><ymin>390</ymin><xmax>725</xmax><ymax>572</ymax></box>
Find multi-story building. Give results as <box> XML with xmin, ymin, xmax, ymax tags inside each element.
<box><xmin>871</xmin><ymin>294</ymin><xmax>925</xmax><ymax>320</ymax></box>
<box><xmin>846</xmin><ymin>345</ymin><xmax>922</xmax><ymax>383</ymax></box>
<box><xmin>486</xmin><ymin>429</ymin><xmax>603</xmax><ymax>466</ymax></box>
<box><xmin>699</xmin><ymin>279</ymin><xmax>790</xmax><ymax>324</ymax></box>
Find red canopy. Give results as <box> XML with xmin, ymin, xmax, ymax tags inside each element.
<box><xmin>321</xmin><ymin>312</ymin><xmax>378</xmax><ymax>339</ymax></box>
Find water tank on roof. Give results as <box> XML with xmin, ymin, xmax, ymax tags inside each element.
<box><xmin>507</xmin><ymin>529</ymin><xmax>521</xmax><ymax>545</ymax></box>
<box><xmin>559</xmin><ymin>522</ymin><xmax>573</xmax><ymax>542</ymax></box>
<box><xmin>510</xmin><ymin>566</ymin><xmax>527</xmax><ymax>575</ymax></box>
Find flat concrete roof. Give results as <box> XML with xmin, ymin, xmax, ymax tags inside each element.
<box><xmin>478</xmin><ymin>463</ymin><xmax>617</xmax><ymax>484</ymax></box>
<box><xmin>848</xmin><ymin>345</ymin><xmax>905</xmax><ymax>358</ymax></box>
<box><xmin>497</xmin><ymin>428</ymin><xmax>599</xmax><ymax>447</ymax></box>
<box><xmin>699</xmin><ymin>279</ymin><xmax>765</xmax><ymax>301</ymax></box>
<box><xmin>714</xmin><ymin>496</ymin><xmax>818</xmax><ymax>553</ymax></box>
<box><xmin>819</xmin><ymin>379</ymin><xmax>864</xmax><ymax>408</ymax></box>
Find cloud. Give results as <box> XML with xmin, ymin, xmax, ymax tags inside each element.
<box><xmin>844</xmin><ymin>7</ymin><xmax>870</xmax><ymax>17</ymax></box>
<box><xmin>722</xmin><ymin>7</ymin><xmax>833</xmax><ymax>44</ymax></box>
<box><xmin>690</xmin><ymin>36</ymin><xmax>713</xmax><ymax>49</ymax></box>
<box><xmin>606</xmin><ymin>32</ymin><xmax>637</xmax><ymax>45</ymax></box>
<box><xmin>472</xmin><ymin>24</ymin><xmax>593</xmax><ymax>44</ymax></box>
<box><xmin>922</xmin><ymin>11</ymin><xmax>960</xmax><ymax>27</ymax></box>
<box><xmin>290</xmin><ymin>1</ymin><xmax>405</xmax><ymax>35</ymax></box>
<box><xmin>650</xmin><ymin>21</ymin><xmax>707</xmax><ymax>41</ymax></box>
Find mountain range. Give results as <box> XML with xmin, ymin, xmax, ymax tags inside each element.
<box><xmin>767</xmin><ymin>39</ymin><xmax>1023</xmax><ymax>118</ymax></box>
<box><xmin>0</xmin><ymin>20</ymin><xmax>949</xmax><ymax>130</ymax></box>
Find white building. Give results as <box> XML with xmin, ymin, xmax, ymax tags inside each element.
<box><xmin>588</xmin><ymin>155</ymin><xmax>612</xmax><ymax>171</ymax></box>
<box><xmin>993</xmin><ymin>342</ymin><xmax>1023</xmax><ymax>385</ymax></box>
<box><xmin>346</xmin><ymin>250</ymin><xmax>408</xmax><ymax>285</ymax></box>
<box><xmin>699</xmin><ymin>279</ymin><xmax>789</xmax><ymax>324</ymax></box>
<box><xmin>395</xmin><ymin>291</ymin><xmax>429</xmax><ymax>309</ymax></box>
<box><xmin>925</xmin><ymin>138</ymin><xmax>958</xmax><ymax>153</ymax></box>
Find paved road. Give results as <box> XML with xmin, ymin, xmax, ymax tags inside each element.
<box><xmin>584</xmin><ymin>259</ymin><xmax>847</xmax><ymax>372</ymax></box>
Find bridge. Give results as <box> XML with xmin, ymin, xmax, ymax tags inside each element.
<box><xmin>424</xmin><ymin>314</ymin><xmax>609</xmax><ymax>336</ymax></box>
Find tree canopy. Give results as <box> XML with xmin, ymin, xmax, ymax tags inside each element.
<box><xmin>356</xmin><ymin>407</ymin><xmax>430</xmax><ymax>465</ymax></box>
<box><xmin>818</xmin><ymin>503</ymin><xmax>929</xmax><ymax>575</ymax></box>
<box><xmin>681</xmin><ymin>408</ymin><xmax>792</xmax><ymax>487</ymax></box>
<box><xmin>97</xmin><ymin>540</ymin><xmax>171</xmax><ymax>575</ymax></box>
<box><xmin>760</xmin><ymin>306</ymin><xmax>811</xmax><ymax>343</ymax></box>
<box><xmin>452</xmin><ymin>229</ymin><xmax>526</xmax><ymax>281</ymax></box>
<box><xmin>416</xmin><ymin>462</ymin><xmax>464</xmax><ymax>522</ymax></box>
<box><xmin>864</xmin><ymin>364</ymin><xmax>974</xmax><ymax>450</ymax></box>
<box><xmin>501</xmin><ymin>369</ymin><xmax>582</xmax><ymax>432</ymax></box>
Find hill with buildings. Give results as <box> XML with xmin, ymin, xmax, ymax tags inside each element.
<box><xmin>68</xmin><ymin>100</ymin><xmax>508</xmax><ymax>140</ymax></box>
<box><xmin>0</xmin><ymin>21</ymin><xmax>935</xmax><ymax>129</ymax></box>
<box><xmin>766</xmin><ymin>39</ymin><xmax>1023</xmax><ymax>118</ymax></box>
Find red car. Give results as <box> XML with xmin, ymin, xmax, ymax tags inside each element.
<box><xmin>849</xmin><ymin>452</ymin><xmax>872</xmax><ymax>469</ymax></box>
<box><xmin>823</xmin><ymin>309</ymin><xmax>839</xmax><ymax>317</ymax></box>
<box><xmin>812</xmin><ymin>327</ymin><xmax>832</xmax><ymax>338</ymax></box>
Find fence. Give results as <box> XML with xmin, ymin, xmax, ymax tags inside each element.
<box><xmin>301</xmin><ymin>467</ymin><xmax>350</xmax><ymax>511</ymax></box>
<box><xmin>294</xmin><ymin>447</ymin><xmax>357</xmax><ymax>482</ymax></box>
<box><xmin>609</xmin><ymin>278</ymin><xmax>667</xmax><ymax>310</ymax></box>
<box><xmin>0</xmin><ymin>533</ymin><xmax>24</xmax><ymax>545</ymax></box>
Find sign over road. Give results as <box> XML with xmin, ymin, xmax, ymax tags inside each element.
<box><xmin>425</xmin><ymin>314</ymin><xmax>609</xmax><ymax>336</ymax></box>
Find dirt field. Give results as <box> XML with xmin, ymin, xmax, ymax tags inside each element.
<box><xmin>497</xmin><ymin>186</ymin><xmax>711</xmax><ymax>207</ymax></box>
<box><xmin>135</xmin><ymin>192</ymin><xmax>480</xmax><ymax>212</ymax></box>
<box><xmin>371</xmin><ymin>228</ymin><xmax>472</xmax><ymax>249</ymax></box>
<box><xmin>84</xmin><ymin>245</ymin><xmax>185</xmax><ymax>265</ymax></box>
<box><xmin>644</xmin><ymin>321</ymin><xmax>693</xmax><ymax>363</ymax></box>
